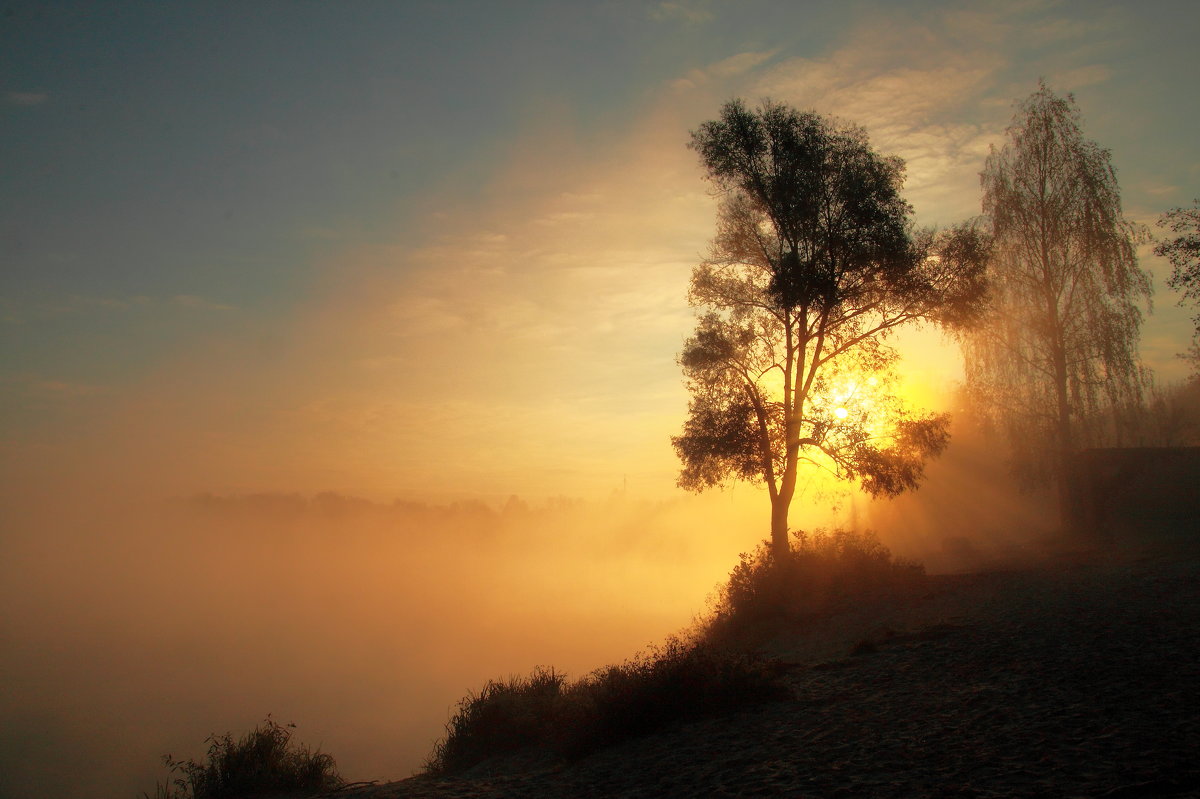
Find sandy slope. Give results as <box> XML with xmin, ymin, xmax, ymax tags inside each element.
<box><xmin>328</xmin><ymin>536</ymin><xmax>1200</xmax><ymax>798</ymax></box>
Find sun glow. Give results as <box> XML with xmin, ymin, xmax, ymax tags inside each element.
<box><xmin>815</xmin><ymin>371</ymin><xmax>900</xmax><ymax>445</ymax></box>
<box><xmin>826</xmin><ymin>375</ymin><xmax>879</xmax><ymax>416</ymax></box>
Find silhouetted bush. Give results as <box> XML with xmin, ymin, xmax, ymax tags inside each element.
<box><xmin>423</xmin><ymin>666</ymin><xmax>567</xmax><ymax>775</ymax></box>
<box><xmin>423</xmin><ymin>640</ymin><xmax>784</xmax><ymax>776</ymax></box>
<box><xmin>421</xmin><ymin>529</ymin><xmax>920</xmax><ymax>776</ymax></box>
<box><xmin>561</xmin><ymin>637</ymin><xmax>786</xmax><ymax>756</ymax></box>
<box><xmin>702</xmin><ymin>528</ymin><xmax>925</xmax><ymax>645</ymax></box>
<box><xmin>144</xmin><ymin>717</ymin><xmax>342</xmax><ymax>799</ymax></box>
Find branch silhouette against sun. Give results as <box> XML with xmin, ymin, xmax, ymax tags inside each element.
<box><xmin>672</xmin><ymin>100</ymin><xmax>991</xmax><ymax>557</ymax></box>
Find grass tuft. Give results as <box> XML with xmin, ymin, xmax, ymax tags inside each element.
<box><xmin>423</xmin><ymin>666</ymin><xmax>567</xmax><ymax>775</ymax></box>
<box><xmin>144</xmin><ymin>716</ymin><xmax>342</xmax><ymax>799</ymax></box>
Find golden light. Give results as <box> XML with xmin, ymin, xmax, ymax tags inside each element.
<box><xmin>834</xmin><ymin>407</ymin><xmax>849</xmax><ymax>420</ymax></box>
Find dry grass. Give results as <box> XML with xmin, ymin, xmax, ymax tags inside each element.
<box><xmin>423</xmin><ymin>638</ymin><xmax>785</xmax><ymax>776</ymax></box>
<box><xmin>144</xmin><ymin>716</ymin><xmax>342</xmax><ymax>799</ymax></box>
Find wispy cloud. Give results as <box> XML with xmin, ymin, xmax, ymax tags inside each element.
<box><xmin>64</xmin><ymin>294</ymin><xmax>150</xmax><ymax>311</ymax></box>
<box><xmin>660</xmin><ymin>2</ymin><xmax>1132</xmax><ymax>226</ymax></box>
<box><xmin>171</xmin><ymin>294</ymin><xmax>236</xmax><ymax>311</ymax></box>
<box><xmin>299</xmin><ymin>226</ymin><xmax>345</xmax><ymax>241</ymax></box>
<box><xmin>6</xmin><ymin>91</ymin><xmax>48</xmax><ymax>106</ymax></box>
<box><xmin>671</xmin><ymin>50</ymin><xmax>777</xmax><ymax>92</ymax></box>
<box><xmin>748</xmin><ymin>35</ymin><xmax>1004</xmax><ymax>224</ymax></box>
<box><xmin>649</xmin><ymin>0</ymin><xmax>713</xmax><ymax>25</ymax></box>
<box><xmin>22</xmin><ymin>293</ymin><xmax>236</xmax><ymax>317</ymax></box>
<box><xmin>1048</xmin><ymin>64</ymin><xmax>1112</xmax><ymax>90</ymax></box>
<box><xmin>1026</xmin><ymin>16</ymin><xmax>1108</xmax><ymax>46</ymax></box>
<box><xmin>1144</xmin><ymin>182</ymin><xmax>1179</xmax><ymax>197</ymax></box>
<box><xmin>535</xmin><ymin>211</ymin><xmax>594</xmax><ymax>226</ymax></box>
<box><xmin>708</xmin><ymin>50</ymin><xmax>778</xmax><ymax>78</ymax></box>
<box><xmin>2</xmin><ymin>374</ymin><xmax>110</xmax><ymax>400</ymax></box>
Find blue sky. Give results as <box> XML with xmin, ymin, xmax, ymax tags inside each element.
<box><xmin>3</xmin><ymin>0</ymin><xmax>1198</xmax><ymax>503</ymax></box>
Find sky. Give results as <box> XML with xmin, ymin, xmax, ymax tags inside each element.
<box><xmin>3</xmin><ymin>0</ymin><xmax>1199</xmax><ymax>507</ymax></box>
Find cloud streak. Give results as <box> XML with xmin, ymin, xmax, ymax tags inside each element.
<box><xmin>6</xmin><ymin>91</ymin><xmax>48</xmax><ymax>106</ymax></box>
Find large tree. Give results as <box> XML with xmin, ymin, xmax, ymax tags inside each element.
<box><xmin>1155</xmin><ymin>200</ymin><xmax>1200</xmax><ymax>374</ymax></box>
<box><xmin>960</xmin><ymin>82</ymin><xmax>1151</xmax><ymax>530</ymax></box>
<box><xmin>673</xmin><ymin>100</ymin><xmax>989</xmax><ymax>557</ymax></box>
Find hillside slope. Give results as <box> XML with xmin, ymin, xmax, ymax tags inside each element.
<box><xmin>332</xmin><ymin>539</ymin><xmax>1200</xmax><ymax>798</ymax></box>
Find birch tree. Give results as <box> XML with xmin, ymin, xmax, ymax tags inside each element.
<box><xmin>961</xmin><ymin>82</ymin><xmax>1151</xmax><ymax>529</ymax></box>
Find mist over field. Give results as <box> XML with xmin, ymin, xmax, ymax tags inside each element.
<box><xmin>0</xmin><ymin>424</ymin><xmax>1063</xmax><ymax>799</ymax></box>
<box><xmin>0</xmin><ymin>486</ymin><xmax>771</xmax><ymax>797</ymax></box>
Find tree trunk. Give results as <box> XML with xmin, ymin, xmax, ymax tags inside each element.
<box><xmin>1057</xmin><ymin>445</ymin><xmax>1078</xmax><ymax>535</ymax></box>
<box><xmin>771</xmin><ymin>462</ymin><xmax>798</xmax><ymax>559</ymax></box>
<box><xmin>1050</xmin><ymin>331</ymin><xmax>1078</xmax><ymax>535</ymax></box>
<box><xmin>770</xmin><ymin>495</ymin><xmax>790</xmax><ymax>559</ymax></box>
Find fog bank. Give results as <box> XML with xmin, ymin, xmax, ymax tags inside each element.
<box><xmin>1</xmin><ymin>488</ymin><xmax>783</xmax><ymax>798</ymax></box>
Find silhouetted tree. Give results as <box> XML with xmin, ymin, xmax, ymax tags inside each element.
<box><xmin>674</xmin><ymin>100</ymin><xmax>990</xmax><ymax>557</ymax></box>
<box><xmin>1155</xmin><ymin>199</ymin><xmax>1200</xmax><ymax>374</ymax></box>
<box><xmin>960</xmin><ymin>82</ymin><xmax>1151</xmax><ymax>531</ymax></box>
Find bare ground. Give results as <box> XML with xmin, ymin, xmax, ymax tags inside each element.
<box><xmin>327</xmin><ymin>533</ymin><xmax>1200</xmax><ymax>798</ymax></box>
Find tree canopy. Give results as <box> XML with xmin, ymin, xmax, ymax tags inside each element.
<box><xmin>959</xmin><ymin>82</ymin><xmax>1151</xmax><ymax>528</ymax></box>
<box><xmin>1155</xmin><ymin>200</ymin><xmax>1200</xmax><ymax>373</ymax></box>
<box><xmin>674</xmin><ymin>99</ymin><xmax>989</xmax><ymax>556</ymax></box>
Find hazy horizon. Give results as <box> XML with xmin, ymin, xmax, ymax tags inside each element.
<box><xmin>0</xmin><ymin>422</ymin><xmax>1063</xmax><ymax>797</ymax></box>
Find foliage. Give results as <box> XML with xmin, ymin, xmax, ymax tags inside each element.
<box><xmin>1155</xmin><ymin>199</ymin><xmax>1200</xmax><ymax>374</ymax></box>
<box><xmin>960</xmin><ymin>81</ymin><xmax>1151</xmax><ymax>521</ymax></box>
<box><xmin>700</xmin><ymin>528</ymin><xmax>925</xmax><ymax>646</ymax></box>
<box><xmin>423</xmin><ymin>640</ymin><xmax>785</xmax><ymax>776</ymax></box>
<box><xmin>145</xmin><ymin>717</ymin><xmax>342</xmax><ymax>799</ymax></box>
<box><xmin>1156</xmin><ymin>200</ymin><xmax>1200</xmax><ymax>316</ymax></box>
<box><xmin>674</xmin><ymin>99</ymin><xmax>989</xmax><ymax>555</ymax></box>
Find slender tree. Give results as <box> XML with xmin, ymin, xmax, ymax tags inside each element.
<box><xmin>1155</xmin><ymin>200</ymin><xmax>1200</xmax><ymax>374</ymax></box>
<box><xmin>674</xmin><ymin>100</ymin><xmax>989</xmax><ymax>557</ymax></box>
<box><xmin>960</xmin><ymin>81</ymin><xmax>1151</xmax><ymax>530</ymax></box>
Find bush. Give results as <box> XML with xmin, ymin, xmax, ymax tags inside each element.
<box><xmin>702</xmin><ymin>528</ymin><xmax>925</xmax><ymax>645</ymax></box>
<box><xmin>145</xmin><ymin>717</ymin><xmax>343</xmax><ymax>799</ymax></box>
<box><xmin>562</xmin><ymin>637</ymin><xmax>786</xmax><ymax>756</ymax></box>
<box><xmin>423</xmin><ymin>640</ymin><xmax>785</xmax><ymax>776</ymax></box>
<box><xmin>423</xmin><ymin>667</ymin><xmax>566</xmax><ymax>776</ymax></box>
<box><xmin>422</xmin><ymin>529</ymin><xmax>919</xmax><ymax>776</ymax></box>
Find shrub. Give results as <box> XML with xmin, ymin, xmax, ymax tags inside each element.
<box><xmin>145</xmin><ymin>717</ymin><xmax>342</xmax><ymax>799</ymax></box>
<box><xmin>702</xmin><ymin>528</ymin><xmax>925</xmax><ymax>645</ymax></box>
<box><xmin>421</xmin><ymin>530</ymin><xmax>919</xmax><ymax>776</ymax></box>
<box><xmin>423</xmin><ymin>666</ymin><xmax>566</xmax><ymax>775</ymax></box>
<box><xmin>423</xmin><ymin>641</ymin><xmax>784</xmax><ymax>776</ymax></box>
<box><xmin>561</xmin><ymin>637</ymin><xmax>786</xmax><ymax>757</ymax></box>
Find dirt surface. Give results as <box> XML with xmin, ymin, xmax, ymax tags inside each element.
<box><xmin>325</xmin><ymin>536</ymin><xmax>1200</xmax><ymax>798</ymax></box>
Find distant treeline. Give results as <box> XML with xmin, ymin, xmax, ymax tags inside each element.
<box><xmin>184</xmin><ymin>490</ymin><xmax>626</xmax><ymax>521</ymax></box>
